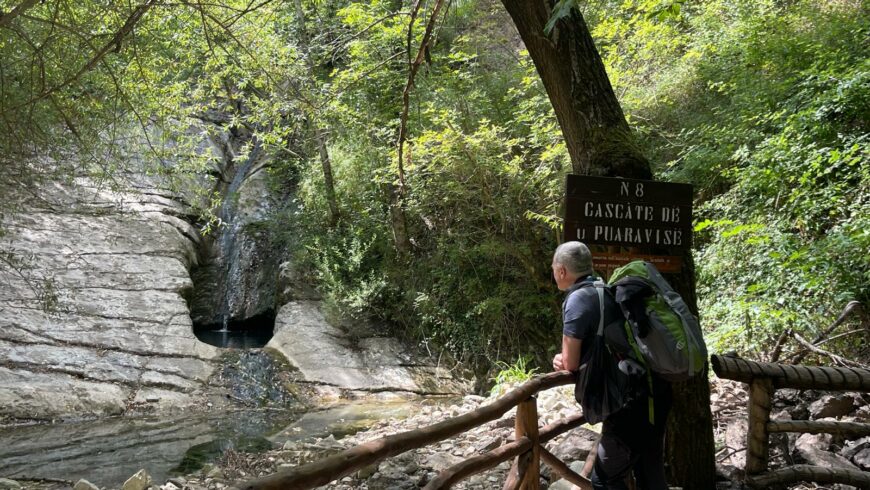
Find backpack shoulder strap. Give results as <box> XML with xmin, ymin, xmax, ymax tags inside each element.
<box><xmin>594</xmin><ymin>283</ymin><xmax>605</xmax><ymax>336</ymax></box>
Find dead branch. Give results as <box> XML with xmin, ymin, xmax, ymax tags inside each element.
<box><xmin>812</xmin><ymin>301</ymin><xmax>865</xmax><ymax>344</ymax></box>
<box><xmin>788</xmin><ymin>301</ymin><xmax>865</xmax><ymax>364</ymax></box>
<box><xmin>816</xmin><ymin>328</ymin><xmax>867</xmax><ymax>347</ymax></box>
<box><xmin>768</xmin><ymin>328</ymin><xmax>791</xmax><ymax>363</ymax></box>
<box><xmin>790</xmin><ymin>330</ymin><xmax>868</xmax><ymax>370</ymax></box>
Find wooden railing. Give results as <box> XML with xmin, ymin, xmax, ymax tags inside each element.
<box><xmin>711</xmin><ymin>354</ymin><xmax>870</xmax><ymax>489</ymax></box>
<box><xmin>238</xmin><ymin>371</ymin><xmax>593</xmax><ymax>490</ymax></box>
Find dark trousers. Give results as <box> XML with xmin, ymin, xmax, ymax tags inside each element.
<box><xmin>590</xmin><ymin>381</ymin><xmax>672</xmax><ymax>490</ymax></box>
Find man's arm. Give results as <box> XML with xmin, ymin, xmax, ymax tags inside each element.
<box><xmin>552</xmin><ymin>335</ymin><xmax>582</xmax><ymax>371</ymax></box>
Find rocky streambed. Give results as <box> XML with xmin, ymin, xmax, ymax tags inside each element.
<box><xmin>22</xmin><ymin>377</ymin><xmax>858</xmax><ymax>490</ymax></box>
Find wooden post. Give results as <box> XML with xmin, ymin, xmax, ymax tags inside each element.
<box><xmin>745</xmin><ymin>378</ymin><xmax>774</xmax><ymax>475</ymax></box>
<box><xmin>514</xmin><ymin>396</ymin><xmax>540</xmax><ymax>490</ymax></box>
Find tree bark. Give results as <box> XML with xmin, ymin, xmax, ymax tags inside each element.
<box><xmin>498</xmin><ymin>1</ymin><xmax>715</xmax><ymax>487</ymax></box>
<box><xmin>313</xmin><ymin>125</ymin><xmax>340</xmax><ymax>226</ymax></box>
<box><xmin>499</xmin><ymin>0</ymin><xmax>649</xmax><ymax>177</ymax></box>
<box><xmin>664</xmin><ymin>253</ymin><xmax>717</xmax><ymax>488</ymax></box>
<box><xmin>294</xmin><ymin>0</ymin><xmax>340</xmax><ymax>227</ymax></box>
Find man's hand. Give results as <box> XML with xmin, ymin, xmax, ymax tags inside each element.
<box><xmin>552</xmin><ymin>353</ymin><xmax>564</xmax><ymax>371</ymax></box>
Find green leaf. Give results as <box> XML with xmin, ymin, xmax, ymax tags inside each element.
<box><xmin>544</xmin><ymin>0</ymin><xmax>579</xmax><ymax>35</ymax></box>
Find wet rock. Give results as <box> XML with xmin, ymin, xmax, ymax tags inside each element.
<box><xmin>809</xmin><ymin>394</ymin><xmax>856</xmax><ymax>419</ymax></box>
<box><xmin>122</xmin><ymin>469</ymin><xmax>152</xmax><ymax>490</ymax></box>
<box><xmin>0</xmin><ymin>479</ymin><xmax>21</xmax><ymax>490</ymax></box>
<box><xmin>190</xmin><ymin>167</ymin><xmax>279</xmax><ymax>327</ymax></box>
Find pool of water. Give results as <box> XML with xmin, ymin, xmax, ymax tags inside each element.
<box><xmin>0</xmin><ymin>401</ymin><xmax>419</xmax><ymax>488</ymax></box>
<box><xmin>195</xmin><ymin>328</ymin><xmax>273</xmax><ymax>349</ymax></box>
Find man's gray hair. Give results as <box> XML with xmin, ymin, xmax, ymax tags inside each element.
<box><xmin>553</xmin><ymin>241</ymin><xmax>594</xmax><ymax>276</ymax></box>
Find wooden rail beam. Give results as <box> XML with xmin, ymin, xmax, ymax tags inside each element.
<box><xmin>745</xmin><ymin>465</ymin><xmax>870</xmax><ymax>488</ymax></box>
<box><xmin>431</xmin><ymin>413</ymin><xmax>588</xmax><ymax>490</ymax></box>
<box><xmin>711</xmin><ymin>355</ymin><xmax>870</xmax><ymax>391</ymax></box>
<box><xmin>422</xmin><ymin>436</ymin><xmax>533</xmax><ymax>489</ymax></box>
<box><xmin>540</xmin><ymin>447</ymin><xmax>592</xmax><ymax>490</ymax></box>
<box><xmin>767</xmin><ymin>420</ymin><xmax>870</xmax><ymax>437</ymax></box>
<box><xmin>238</xmin><ymin>371</ymin><xmax>574</xmax><ymax>490</ymax></box>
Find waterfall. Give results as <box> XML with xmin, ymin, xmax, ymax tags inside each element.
<box><xmin>216</xmin><ymin>140</ymin><xmax>261</xmax><ymax>331</ymax></box>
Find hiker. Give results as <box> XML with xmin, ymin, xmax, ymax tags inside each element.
<box><xmin>551</xmin><ymin>241</ymin><xmax>672</xmax><ymax>490</ymax></box>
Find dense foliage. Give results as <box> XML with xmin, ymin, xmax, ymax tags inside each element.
<box><xmin>1</xmin><ymin>0</ymin><xmax>866</xmax><ymax>376</ymax></box>
<box><xmin>290</xmin><ymin>0</ymin><xmax>869</xmax><ymax>372</ymax></box>
<box><xmin>594</xmin><ymin>0</ymin><xmax>869</xmax><ymax>360</ymax></box>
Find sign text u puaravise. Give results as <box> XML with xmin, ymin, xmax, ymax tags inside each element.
<box><xmin>574</xmin><ymin>224</ymin><xmax>685</xmax><ymax>247</ymax></box>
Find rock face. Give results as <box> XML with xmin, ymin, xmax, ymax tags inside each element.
<box><xmin>0</xmin><ymin>170</ymin><xmax>467</xmax><ymax>422</ymax></box>
<box><xmin>189</xmin><ymin>165</ymin><xmax>280</xmax><ymax>328</ymax></box>
<box><xmin>0</xmin><ymin>178</ymin><xmax>220</xmax><ymax>420</ymax></box>
<box><xmin>268</xmin><ymin>301</ymin><xmax>469</xmax><ymax>398</ymax></box>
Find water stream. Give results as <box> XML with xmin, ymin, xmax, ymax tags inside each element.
<box><xmin>0</xmin><ymin>402</ymin><xmax>416</xmax><ymax>488</ymax></box>
<box><xmin>217</xmin><ymin>142</ymin><xmax>260</xmax><ymax>330</ymax></box>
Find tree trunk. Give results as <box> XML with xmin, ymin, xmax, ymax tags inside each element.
<box><xmin>499</xmin><ymin>1</ymin><xmax>715</xmax><ymax>487</ymax></box>
<box><xmin>664</xmin><ymin>253</ymin><xmax>717</xmax><ymax>489</ymax></box>
<box><xmin>313</xmin><ymin>125</ymin><xmax>340</xmax><ymax>226</ymax></box>
<box><xmin>294</xmin><ymin>0</ymin><xmax>340</xmax><ymax>227</ymax></box>
<box><xmin>499</xmin><ymin>0</ymin><xmax>649</xmax><ymax>177</ymax></box>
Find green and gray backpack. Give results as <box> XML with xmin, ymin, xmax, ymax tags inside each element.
<box><xmin>609</xmin><ymin>261</ymin><xmax>707</xmax><ymax>382</ymax></box>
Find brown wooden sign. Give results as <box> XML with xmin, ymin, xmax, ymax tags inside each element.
<box><xmin>591</xmin><ymin>247</ymin><xmax>683</xmax><ymax>277</ymax></box>
<box><xmin>564</xmin><ymin>175</ymin><xmax>693</xmax><ymax>274</ymax></box>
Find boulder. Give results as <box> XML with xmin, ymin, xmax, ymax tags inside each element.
<box><xmin>267</xmin><ymin>301</ymin><xmax>469</xmax><ymax>397</ymax></box>
<box><xmin>795</xmin><ymin>433</ymin><xmax>858</xmax><ymax>471</ymax></box>
<box><xmin>121</xmin><ymin>469</ymin><xmax>152</xmax><ymax>490</ymax></box>
<box><xmin>841</xmin><ymin>436</ymin><xmax>870</xmax><ymax>460</ymax></box>
<box><xmin>853</xmin><ymin>448</ymin><xmax>870</xmax><ymax>471</ymax></box>
<box><xmin>0</xmin><ymin>479</ymin><xmax>21</xmax><ymax>490</ymax></box>
<box><xmin>809</xmin><ymin>394</ymin><xmax>856</xmax><ymax>419</ymax></box>
<box><xmin>73</xmin><ymin>480</ymin><xmax>100</xmax><ymax>490</ymax></box>
<box><xmin>546</xmin><ymin>427</ymin><xmax>599</xmax><ymax>465</ymax></box>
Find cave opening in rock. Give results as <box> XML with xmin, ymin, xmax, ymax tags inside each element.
<box><xmin>193</xmin><ymin>309</ymin><xmax>276</xmax><ymax>349</ymax></box>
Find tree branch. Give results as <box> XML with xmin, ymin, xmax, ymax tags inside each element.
<box><xmin>792</xmin><ymin>301</ymin><xmax>865</xmax><ymax>364</ymax></box>
<box><xmin>1</xmin><ymin>0</ymin><xmax>160</xmax><ymax>116</ymax></box>
<box><xmin>397</xmin><ymin>0</ymin><xmax>446</xmax><ymax>190</ymax></box>
<box><xmin>790</xmin><ymin>330</ymin><xmax>868</xmax><ymax>369</ymax></box>
<box><xmin>0</xmin><ymin>0</ymin><xmax>40</xmax><ymax>29</ymax></box>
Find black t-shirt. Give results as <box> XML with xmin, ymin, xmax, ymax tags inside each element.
<box><xmin>562</xmin><ymin>276</ymin><xmax>631</xmax><ymax>361</ymax></box>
